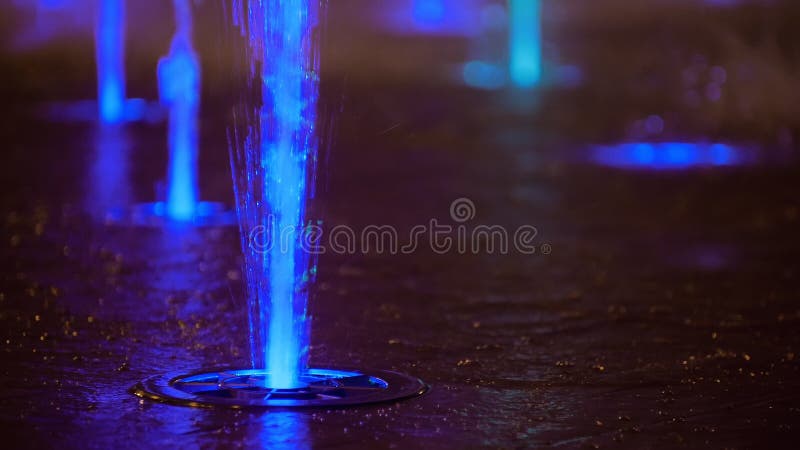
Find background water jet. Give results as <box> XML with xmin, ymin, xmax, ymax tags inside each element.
<box><xmin>159</xmin><ymin>0</ymin><xmax>201</xmax><ymax>222</ymax></box>
<box><xmin>29</xmin><ymin>0</ymin><xmax>164</xmax><ymax>124</ymax></box>
<box><xmin>92</xmin><ymin>0</ymin><xmax>234</xmax><ymax>227</ymax></box>
<box><xmin>509</xmin><ymin>0</ymin><xmax>542</xmax><ymax>88</ymax></box>
<box><xmin>96</xmin><ymin>0</ymin><xmax>126</xmax><ymax>124</ymax></box>
<box><xmin>230</xmin><ymin>0</ymin><xmax>324</xmax><ymax>389</ymax></box>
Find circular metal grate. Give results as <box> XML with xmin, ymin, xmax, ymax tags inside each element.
<box><xmin>132</xmin><ymin>368</ymin><xmax>428</xmax><ymax>408</ymax></box>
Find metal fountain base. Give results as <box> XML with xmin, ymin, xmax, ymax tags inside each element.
<box><xmin>132</xmin><ymin>368</ymin><xmax>428</xmax><ymax>409</ymax></box>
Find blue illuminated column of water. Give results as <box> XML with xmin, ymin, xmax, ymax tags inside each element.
<box><xmin>260</xmin><ymin>0</ymin><xmax>317</xmax><ymax>389</ymax></box>
<box><xmin>96</xmin><ymin>0</ymin><xmax>126</xmax><ymax>124</ymax></box>
<box><xmin>232</xmin><ymin>0</ymin><xmax>321</xmax><ymax>388</ymax></box>
<box><xmin>508</xmin><ymin>0</ymin><xmax>542</xmax><ymax>88</ymax></box>
<box><xmin>159</xmin><ymin>0</ymin><xmax>200</xmax><ymax>221</ymax></box>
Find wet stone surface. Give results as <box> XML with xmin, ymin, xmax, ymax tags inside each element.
<box><xmin>2</xmin><ymin>83</ymin><xmax>799</xmax><ymax>448</ymax></box>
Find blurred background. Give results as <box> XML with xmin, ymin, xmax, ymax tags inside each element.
<box><xmin>4</xmin><ymin>0</ymin><xmax>799</xmax><ymax>141</ymax></box>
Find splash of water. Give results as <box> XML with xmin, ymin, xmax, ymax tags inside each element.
<box><xmin>509</xmin><ymin>0</ymin><xmax>541</xmax><ymax>88</ymax></box>
<box><xmin>96</xmin><ymin>0</ymin><xmax>126</xmax><ymax>124</ymax></box>
<box><xmin>159</xmin><ymin>0</ymin><xmax>201</xmax><ymax>221</ymax></box>
<box><xmin>230</xmin><ymin>0</ymin><xmax>323</xmax><ymax>388</ymax></box>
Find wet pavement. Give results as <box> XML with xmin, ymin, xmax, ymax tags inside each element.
<box><xmin>2</xmin><ymin>1</ymin><xmax>800</xmax><ymax>448</ymax></box>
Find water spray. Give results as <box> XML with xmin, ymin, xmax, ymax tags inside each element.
<box><xmin>134</xmin><ymin>0</ymin><xmax>427</xmax><ymax>408</ymax></box>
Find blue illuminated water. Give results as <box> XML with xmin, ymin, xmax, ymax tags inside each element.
<box><xmin>88</xmin><ymin>124</ymin><xmax>131</xmax><ymax>220</ymax></box>
<box><xmin>462</xmin><ymin>60</ymin><xmax>506</xmax><ymax>90</ymax></box>
<box><xmin>380</xmin><ymin>0</ymin><xmax>482</xmax><ymax>36</ymax></box>
<box><xmin>591</xmin><ymin>142</ymin><xmax>754</xmax><ymax>170</ymax></box>
<box><xmin>508</xmin><ymin>0</ymin><xmax>541</xmax><ymax>88</ymax></box>
<box><xmin>159</xmin><ymin>0</ymin><xmax>200</xmax><ymax>222</ymax></box>
<box><xmin>231</xmin><ymin>0</ymin><xmax>323</xmax><ymax>388</ymax></box>
<box><xmin>462</xmin><ymin>1</ymin><xmax>543</xmax><ymax>90</ymax></box>
<box><xmin>413</xmin><ymin>0</ymin><xmax>446</xmax><ymax>26</ymax></box>
<box><xmin>96</xmin><ymin>0</ymin><xmax>126</xmax><ymax>124</ymax></box>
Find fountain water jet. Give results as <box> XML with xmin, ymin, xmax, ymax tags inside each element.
<box><xmin>509</xmin><ymin>0</ymin><xmax>542</xmax><ymax>88</ymax></box>
<box><xmin>96</xmin><ymin>0</ymin><xmax>126</xmax><ymax>124</ymax></box>
<box><xmin>230</xmin><ymin>0</ymin><xmax>322</xmax><ymax>390</ymax></box>
<box><xmin>461</xmin><ymin>1</ymin><xmax>547</xmax><ymax>91</ymax></box>
<box><xmin>132</xmin><ymin>0</ymin><xmax>427</xmax><ymax>408</ymax></box>
<box><xmin>159</xmin><ymin>0</ymin><xmax>201</xmax><ymax>222</ymax></box>
<box><xmin>32</xmin><ymin>0</ymin><xmax>164</xmax><ymax>124</ymax></box>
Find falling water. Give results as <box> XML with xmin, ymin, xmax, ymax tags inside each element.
<box><xmin>509</xmin><ymin>0</ymin><xmax>541</xmax><ymax>88</ymax></box>
<box><xmin>96</xmin><ymin>0</ymin><xmax>126</xmax><ymax>124</ymax></box>
<box><xmin>230</xmin><ymin>0</ymin><xmax>324</xmax><ymax>388</ymax></box>
<box><xmin>159</xmin><ymin>0</ymin><xmax>201</xmax><ymax>221</ymax></box>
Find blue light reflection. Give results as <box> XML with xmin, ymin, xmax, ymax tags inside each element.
<box><xmin>87</xmin><ymin>124</ymin><xmax>131</xmax><ymax>221</ymax></box>
<box><xmin>232</xmin><ymin>0</ymin><xmax>322</xmax><ymax>389</ymax></box>
<box><xmin>255</xmin><ymin>413</ymin><xmax>310</xmax><ymax>450</ymax></box>
<box><xmin>591</xmin><ymin>142</ymin><xmax>753</xmax><ymax>170</ymax></box>
<box><xmin>96</xmin><ymin>0</ymin><xmax>126</xmax><ymax>124</ymax></box>
<box><xmin>381</xmin><ymin>0</ymin><xmax>483</xmax><ymax>36</ymax></box>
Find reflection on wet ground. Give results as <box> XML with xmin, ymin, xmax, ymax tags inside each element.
<box><xmin>2</xmin><ymin>1</ymin><xmax>800</xmax><ymax>448</ymax></box>
<box><xmin>2</xmin><ymin>82</ymin><xmax>799</xmax><ymax>447</ymax></box>
<box><xmin>590</xmin><ymin>142</ymin><xmax>755</xmax><ymax>170</ymax></box>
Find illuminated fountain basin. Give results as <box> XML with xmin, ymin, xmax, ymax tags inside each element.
<box><xmin>134</xmin><ymin>0</ymin><xmax>427</xmax><ymax>408</ymax></box>
<box><xmin>133</xmin><ymin>368</ymin><xmax>427</xmax><ymax>409</ymax></box>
